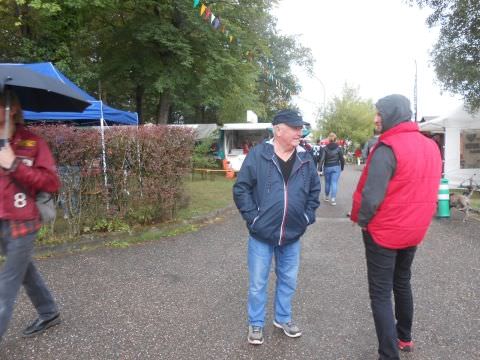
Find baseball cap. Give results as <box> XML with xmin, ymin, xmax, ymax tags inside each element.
<box><xmin>272</xmin><ymin>109</ymin><xmax>309</xmax><ymax>127</ymax></box>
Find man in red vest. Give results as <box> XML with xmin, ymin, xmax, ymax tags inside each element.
<box><xmin>350</xmin><ymin>94</ymin><xmax>441</xmax><ymax>360</ymax></box>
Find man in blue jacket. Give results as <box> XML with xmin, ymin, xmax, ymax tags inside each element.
<box><xmin>233</xmin><ymin>109</ymin><xmax>321</xmax><ymax>345</ymax></box>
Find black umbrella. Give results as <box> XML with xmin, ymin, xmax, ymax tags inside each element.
<box><xmin>0</xmin><ymin>64</ymin><xmax>91</xmax><ymax>146</ymax></box>
<box><xmin>0</xmin><ymin>64</ymin><xmax>90</xmax><ymax>112</ymax></box>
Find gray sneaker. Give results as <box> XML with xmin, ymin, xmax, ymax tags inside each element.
<box><xmin>248</xmin><ymin>325</ymin><xmax>264</xmax><ymax>345</ymax></box>
<box><xmin>273</xmin><ymin>320</ymin><xmax>302</xmax><ymax>338</ymax></box>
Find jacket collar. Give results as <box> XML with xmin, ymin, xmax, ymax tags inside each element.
<box><xmin>264</xmin><ymin>138</ymin><xmax>307</xmax><ymax>155</ymax></box>
<box><xmin>261</xmin><ymin>140</ymin><xmax>310</xmax><ymax>171</ymax></box>
<box><xmin>379</xmin><ymin>121</ymin><xmax>419</xmax><ymax>142</ymax></box>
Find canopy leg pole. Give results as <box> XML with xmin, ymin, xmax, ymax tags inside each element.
<box><xmin>135</xmin><ymin>126</ymin><xmax>143</xmax><ymax>198</ymax></box>
<box><xmin>100</xmin><ymin>113</ymin><xmax>109</xmax><ymax>211</ymax></box>
<box><xmin>1</xmin><ymin>90</ymin><xmax>11</xmax><ymax>148</ymax></box>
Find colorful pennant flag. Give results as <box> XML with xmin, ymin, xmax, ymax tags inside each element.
<box><xmin>204</xmin><ymin>7</ymin><xmax>211</xmax><ymax>20</ymax></box>
<box><xmin>190</xmin><ymin>1</ymin><xmax>290</xmax><ymax>96</ymax></box>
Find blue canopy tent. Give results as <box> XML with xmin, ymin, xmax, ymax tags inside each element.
<box><xmin>13</xmin><ymin>62</ymin><xmax>138</xmax><ymax>125</ymax></box>
<box><xmin>0</xmin><ymin>62</ymin><xmax>138</xmax><ymax>201</ymax></box>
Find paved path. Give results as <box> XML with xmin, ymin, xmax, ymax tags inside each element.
<box><xmin>2</xmin><ymin>165</ymin><xmax>479</xmax><ymax>359</ymax></box>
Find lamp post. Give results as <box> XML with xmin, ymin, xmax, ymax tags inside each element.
<box><xmin>311</xmin><ymin>74</ymin><xmax>326</xmax><ymax>122</ymax></box>
<box><xmin>413</xmin><ymin>60</ymin><xmax>418</xmax><ymax>122</ymax></box>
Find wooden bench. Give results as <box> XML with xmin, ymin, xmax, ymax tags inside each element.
<box><xmin>192</xmin><ymin>168</ymin><xmax>235</xmax><ymax>180</ymax></box>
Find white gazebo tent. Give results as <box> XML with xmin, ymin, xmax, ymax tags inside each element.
<box><xmin>420</xmin><ymin>105</ymin><xmax>480</xmax><ymax>187</ymax></box>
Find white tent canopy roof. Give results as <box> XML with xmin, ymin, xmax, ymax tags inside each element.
<box><xmin>220</xmin><ymin>123</ymin><xmax>272</xmax><ymax>131</ymax></box>
<box><xmin>419</xmin><ymin>117</ymin><xmax>444</xmax><ymax>133</ymax></box>
<box><xmin>420</xmin><ymin>104</ymin><xmax>480</xmax><ymax>131</ymax></box>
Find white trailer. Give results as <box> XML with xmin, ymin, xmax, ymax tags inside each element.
<box><xmin>420</xmin><ymin>104</ymin><xmax>480</xmax><ymax>187</ymax></box>
<box><xmin>220</xmin><ymin>123</ymin><xmax>272</xmax><ymax>172</ymax></box>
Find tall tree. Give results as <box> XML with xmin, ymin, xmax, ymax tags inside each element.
<box><xmin>409</xmin><ymin>0</ymin><xmax>480</xmax><ymax>110</ymax></box>
<box><xmin>0</xmin><ymin>0</ymin><xmax>313</xmax><ymax>124</ymax></box>
<box><xmin>318</xmin><ymin>84</ymin><xmax>376</xmax><ymax>146</ymax></box>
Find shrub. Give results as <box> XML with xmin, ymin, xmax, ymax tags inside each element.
<box><xmin>192</xmin><ymin>134</ymin><xmax>220</xmax><ymax>169</ymax></box>
<box><xmin>29</xmin><ymin>124</ymin><xmax>195</xmax><ymax>237</ymax></box>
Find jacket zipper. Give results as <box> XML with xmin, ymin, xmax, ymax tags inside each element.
<box><xmin>279</xmin><ymin>180</ymin><xmax>288</xmax><ymax>246</ymax></box>
<box><xmin>273</xmin><ymin>155</ymin><xmax>306</xmax><ymax>246</ymax></box>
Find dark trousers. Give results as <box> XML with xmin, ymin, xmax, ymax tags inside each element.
<box><xmin>363</xmin><ymin>231</ymin><xmax>417</xmax><ymax>360</ymax></box>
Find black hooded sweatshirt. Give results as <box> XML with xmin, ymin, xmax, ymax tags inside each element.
<box><xmin>358</xmin><ymin>94</ymin><xmax>412</xmax><ymax>227</ymax></box>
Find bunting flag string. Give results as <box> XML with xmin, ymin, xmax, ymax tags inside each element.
<box><xmin>191</xmin><ymin>0</ymin><xmax>290</xmax><ymax>96</ymax></box>
<box><xmin>204</xmin><ymin>7</ymin><xmax>211</xmax><ymax>20</ymax></box>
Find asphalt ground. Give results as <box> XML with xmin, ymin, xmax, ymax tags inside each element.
<box><xmin>1</xmin><ymin>165</ymin><xmax>479</xmax><ymax>359</ymax></box>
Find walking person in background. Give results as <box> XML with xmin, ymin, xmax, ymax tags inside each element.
<box><xmin>0</xmin><ymin>90</ymin><xmax>62</xmax><ymax>343</ymax></box>
<box><xmin>350</xmin><ymin>94</ymin><xmax>442</xmax><ymax>360</ymax></box>
<box><xmin>354</xmin><ymin>147</ymin><xmax>362</xmax><ymax>166</ymax></box>
<box><xmin>233</xmin><ymin>109</ymin><xmax>320</xmax><ymax>345</ymax></box>
<box><xmin>362</xmin><ymin>128</ymin><xmax>381</xmax><ymax>162</ymax></box>
<box><xmin>318</xmin><ymin>132</ymin><xmax>344</xmax><ymax>206</ymax></box>
<box><xmin>312</xmin><ymin>140</ymin><xmax>325</xmax><ymax>175</ymax></box>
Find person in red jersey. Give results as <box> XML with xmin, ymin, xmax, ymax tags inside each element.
<box><xmin>0</xmin><ymin>90</ymin><xmax>61</xmax><ymax>342</ymax></box>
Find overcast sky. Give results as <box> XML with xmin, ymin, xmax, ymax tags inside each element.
<box><xmin>272</xmin><ymin>0</ymin><xmax>462</xmax><ymax>126</ymax></box>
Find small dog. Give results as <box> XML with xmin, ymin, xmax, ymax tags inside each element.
<box><xmin>449</xmin><ymin>192</ymin><xmax>472</xmax><ymax>221</ymax></box>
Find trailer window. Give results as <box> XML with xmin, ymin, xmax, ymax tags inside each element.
<box><xmin>460</xmin><ymin>130</ymin><xmax>480</xmax><ymax>169</ymax></box>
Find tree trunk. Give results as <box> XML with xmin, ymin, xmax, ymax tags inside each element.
<box><xmin>156</xmin><ymin>91</ymin><xmax>171</xmax><ymax>124</ymax></box>
<box><xmin>135</xmin><ymin>84</ymin><xmax>144</xmax><ymax>124</ymax></box>
<box><xmin>16</xmin><ymin>4</ymin><xmax>32</xmax><ymax>38</ymax></box>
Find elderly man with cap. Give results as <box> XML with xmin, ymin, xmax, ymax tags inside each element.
<box><xmin>350</xmin><ymin>94</ymin><xmax>442</xmax><ymax>360</ymax></box>
<box><xmin>233</xmin><ymin>109</ymin><xmax>320</xmax><ymax>345</ymax></box>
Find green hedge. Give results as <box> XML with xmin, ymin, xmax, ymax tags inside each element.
<box><xmin>30</xmin><ymin>124</ymin><xmax>195</xmax><ymax>238</ymax></box>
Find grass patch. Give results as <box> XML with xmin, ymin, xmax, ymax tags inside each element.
<box><xmin>30</xmin><ymin>175</ymin><xmax>235</xmax><ymax>254</ymax></box>
<box><xmin>176</xmin><ymin>176</ymin><xmax>234</xmax><ymax>220</ymax></box>
<box><xmin>470</xmin><ymin>190</ymin><xmax>480</xmax><ymax>209</ymax></box>
<box><xmin>471</xmin><ymin>198</ymin><xmax>480</xmax><ymax>209</ymax></box>
<box><xmin>103</xmin><ymin>224</ymin><xmax>200</xmax><ymax>250</ymax></box>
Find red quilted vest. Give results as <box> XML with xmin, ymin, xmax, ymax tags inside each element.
<box><xmin>351</xmin><ymin>122</ymin><xmax>442</xmax><ymax>249</ymax></box>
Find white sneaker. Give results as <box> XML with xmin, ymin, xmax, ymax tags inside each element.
<box><xmin>273</xmin><ymin>320</ymin><xmax>302</xmax><ymax>338</ymax></box>
<box><xmin>330</xmin><ymin>198</ymin><xmax>336</xmax><ymax>206</ymax></box>
<box><xmin>248</xmin><ymin>325</ymin><xmax>264</xmax><ymax>345</ymax></box>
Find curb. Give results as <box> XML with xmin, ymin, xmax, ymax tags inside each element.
<box><xmin>34</xmin><ymin>203</ymin><xmax>237</xmax><ymax>258</ymax></box>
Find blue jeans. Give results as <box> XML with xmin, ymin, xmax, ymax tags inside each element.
<box><xmin>363</xmin><ymin>231</ymin><xmax>417</xmax><ymax>360</ymax></box>
<box><xmin>247</xmin><ymin>236</ymin><xmax>300</xmax><ymax>327</ymax></box>
<box><xmin>0</xmin><ymin>221</ymin><xmax>58</xmax><ymax>339</ymax></box>
<box><xmin>324</xmin><ymin>165</ymin><xmax>341</xmax><ymax>199</ymax></box>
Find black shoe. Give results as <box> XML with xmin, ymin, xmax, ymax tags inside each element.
<box><xmin>22</xmin><ymin>314</ymin><xmax>61</xmax><ymax>337</ymax></box>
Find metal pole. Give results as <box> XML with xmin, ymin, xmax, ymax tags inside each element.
<box><xmin>99</xmin><ymin>101</ymin><xmax>109</xmax><ymax>211</ymax></box>
<box><xmin>136</xmin><ymin>122</ymin><xmax>143</xmax><ymax>198</ymax></box>
<box><xmin>1</xmin><ymin>89</ymin><xmax>11</xmax><ymax>149</ymax></box>
<box><xmin>414</xmin><ymin>60</ymin><xmax>418</xmax><ymax>122</ymax></box>
<box><xmin>311</xmin><ymin>74</ymin><xmax>326</xmax><ymax>119</ymax></box>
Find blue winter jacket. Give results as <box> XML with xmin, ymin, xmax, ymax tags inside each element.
<box><xmin>233</xmin><ymin>140</ymin><xmax>321</xmax><ymax>246</ymax></box>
